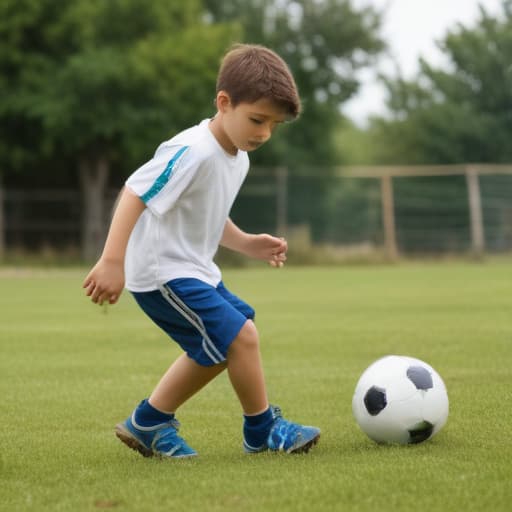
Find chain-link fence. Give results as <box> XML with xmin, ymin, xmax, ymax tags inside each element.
<box><xmin>2</xmin><ymin>165</ymin><xmax>512</xmax><ymax>261</ymax></box>
<box><xmin>233</xmin><ymin>164</ymin><xmax>512</xmax><ymax>259</ymax></box>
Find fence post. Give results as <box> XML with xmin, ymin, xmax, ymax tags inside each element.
<box><xmin>381</xmin><ymin>174</ymin><xmax>398</xmax><ymax>260</ymax></box>
<box><xmin>0</xmin><ymin>178</ymin><xmax>4</xmax><ymax>259</ymax></box>
<box><xmin>466</xmin><ymin>166</ymin><xmax>485</xmax><ymax>256</ymax></box>
<box><xmin>276</xmin><ymin>166</ymin><xmax>288</xmax><ymax>237</ymax></box>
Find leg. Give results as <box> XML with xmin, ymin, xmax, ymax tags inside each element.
<box><xmin>116</xmin><ymin>354</ymin><xmax>225</xmax><ymax>459</ymax></box>
<box><xmin>226</xmin><ymin>319</ymin><xmax>321</xmax><ymax>454</ymax></box>
<box><xmin>226</xmin><ymin>320</ymin><xmax>269</xmax><ymax>415</ymax></box>
<box><xmin>149</xmin><ymin>353</ymin><xmax>226</xmax><ymax>413</ymax></box>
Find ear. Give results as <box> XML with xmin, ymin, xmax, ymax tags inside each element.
<box><xmin>215</xmin><ymin>90</ymin><xmax>232</xmax><ymax>113</ymax></box>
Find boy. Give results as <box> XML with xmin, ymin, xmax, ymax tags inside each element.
<box><xmin>83</xmin><ymin>44</ymin><xmax>320</xmax><ymax>458</ymax></box>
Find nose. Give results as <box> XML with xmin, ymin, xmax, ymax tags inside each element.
<box><xmin>258</xmin><ymin>124</ymin><xmax>272</xmax><ymax>142</ymax></box>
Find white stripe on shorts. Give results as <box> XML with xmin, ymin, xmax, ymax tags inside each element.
<box><xmin>158</xmin><ymin>284</ymin><xmax>225</xmax><ymax>365</ymax></box>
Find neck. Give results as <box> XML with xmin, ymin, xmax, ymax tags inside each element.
<box><xmin>208</xmin><ymin>116</ymin><xmax>237</xmax><ymax>155</ymax></box>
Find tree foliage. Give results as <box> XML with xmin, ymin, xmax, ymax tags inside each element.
<box><xmin>370</xmin><ymin>0</ymin><xmax>512</xmax><ymax>164</ymax></box>
<box><xmin>0</xmin><ymin>0</ymin><xmax>237</xmax><ymax>177</ymax></box>
<box><xmin>205</xmin><ymin>0</ymin><xmax>384</xmax><ymax>167</ymax></box>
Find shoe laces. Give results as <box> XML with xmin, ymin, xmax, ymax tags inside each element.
<box><xmin>271</xmin><ymin>405</ymin><xmax>283</xmax><ymax>419</ymax></box>
<box><xmin>153</xmin><ymin>419</ymin><xmax>184</xmax><ymax>446</ymax></box>
<box><xmin>148</xmin><ymin>418</ymin><xmax>196</xmax><ymax>457</ymax></box>
<box><xmin>155</xmin><ymin>418</ymin><xmax>181</xmax><ymax>435</ymax></box>
<box><xmin>270</xmin><ymin>406</ymin><xmax>301</xmax><ymax>449</ymax></box>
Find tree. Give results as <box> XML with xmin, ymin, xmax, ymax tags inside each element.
<box><xmin>0</xmin><ymin>0</ymin><xmax>237</xmax><ymax>260</ymax></box>
<box><xmin>370</xmin><ymin>0</ymin><xmax>512</xmax><ymax>165</ymax></box>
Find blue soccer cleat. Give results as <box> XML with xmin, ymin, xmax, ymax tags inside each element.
<box><xmin>115</xmin><ymin>411</ymin><xmax>197</xmax><ymax>459</ymax></box>
<box><xmin>244</xmin><ymin>405</ymin><xmax>320</xmax><ymax>454</ymax></box>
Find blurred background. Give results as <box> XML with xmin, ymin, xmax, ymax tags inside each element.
<box><xmin>1</xmin><ymin>0</ymin><xmax>511</xmax><ymax>264</ymax></box>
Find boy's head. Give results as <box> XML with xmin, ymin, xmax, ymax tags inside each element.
<box><xmin>216</xmin><ymin>44</ymin><xmax>301</xmax><ymax>120</ymax></box>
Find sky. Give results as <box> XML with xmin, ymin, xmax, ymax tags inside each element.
<box><xmin>343</xmin><ymin>0</ymin><xmax>505</xmax><ymax>125</ymax></box>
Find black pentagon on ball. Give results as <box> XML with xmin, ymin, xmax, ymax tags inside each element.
<box><xmin>408</xmin><ymin>421</ymin><xmax>434</xmax><ymax>444</ymax></box>
<box><xmin>364</xmin><ymin>386</ymin><xmax>387</xmax><ymax>415</ymax></box>
<box><xmin>407</xmin><ymin>366</ymin><xmax>433</xmax><ymax>390</ymax></box>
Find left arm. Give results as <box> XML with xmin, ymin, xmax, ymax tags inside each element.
<box><xmin>220</xmin><ymin>218</ymin><xmax>287</xmax><ymax>267</ymax></box>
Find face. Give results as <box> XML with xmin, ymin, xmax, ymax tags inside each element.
<box><xmin>212</xmin><ymin>94</ymin><xmax>288</xmax><ymax>154</ymax></box>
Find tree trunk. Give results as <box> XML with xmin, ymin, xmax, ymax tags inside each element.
<box><xmin>79</xmin><ymin>156</ymin><xmax>109</xmax><ymax>262</ymax></box>
<box><xmin>0</xmin><ymin>175</ymin><xmax>5</xmax><ymax>259</ymax></box>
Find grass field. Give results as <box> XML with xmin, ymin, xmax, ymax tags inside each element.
<box><xmin>1</xmin><ymin>261</ymin><xmax>511</xmax><ymax>511</ymax></box>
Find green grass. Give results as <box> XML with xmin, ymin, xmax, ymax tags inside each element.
<box><xmin>1</xmin><ymin>262</ymin><xmax>511</xmax><ymax>511</ymax></box>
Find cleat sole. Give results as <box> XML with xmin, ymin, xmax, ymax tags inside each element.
<box><xmin>288</xmin><ymin>433</ymin><xmax>321</xmax><ymax>454</ymax></box>
<box><xmin>115</xmin><ymin>423</ymin><xmax>198</xmax><ymax>459</ymax></box>
<box><xmin>115</xmin><ymin>423</ymin><xmax>154</xmax><ymax>457</ymax></box>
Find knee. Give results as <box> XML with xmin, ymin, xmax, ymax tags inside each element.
<box><xmin>230</xmin><ymin>320</ymin><xmax>260</xmax><ymax>352</ymax></box>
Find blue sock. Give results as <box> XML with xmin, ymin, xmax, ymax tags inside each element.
<box><xmin>133</xmin><ymin>399</ymin><xmax>175</xmax><ymax>427</ymax></box>
<box><xmin>243</xmin><ymin>407</ymin><xmax>274</xmax><ymax>449</ymax></box>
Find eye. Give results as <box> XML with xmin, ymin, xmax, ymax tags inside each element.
<box><xmin>250</xmin><ymin>118</ymin><xmax>263</xmax><ymax>125</ymax></box>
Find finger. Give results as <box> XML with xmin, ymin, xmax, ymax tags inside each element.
<box><xmin>272</xmin><ymin>253</ymin><xmax>286</xmax><ymax>264</ymax></box>
<box><xmin>83</xmin><ymin>271</ymin><xmax>96</xmax><ymax>289</ymax></box>
<box><xmin>84</xmin><ymin>281</ymin><xmax>96</xmax><ymax>297</ymax></box>
<box><xmin>90</xmin><ymin>287</ymin><xmax>104</xmax><ymax>304</ymax></box>
<box><xmin>275</xmin><ymin>244</ymin><xmax>287</xmax><ymax>256</ymax></box>
<box><xmin>266</xmin><ymin>235</ymin><xmax>283</xmax><ymax>247</ymax></box>
<box><xmin>97</xmin><ymin>293</ymin><xmax>108</xmax><ymax>306</ymax></box>
<box><xmin>275</xmin><ymin>237</ymin><xmax>287</xmax><ymax>248</ymax></box>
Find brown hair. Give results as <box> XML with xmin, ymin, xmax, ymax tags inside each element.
<box><xmin>216</xmin><ymin>44</ymin><xmax>301</xmax><ymax>118</ymax></box>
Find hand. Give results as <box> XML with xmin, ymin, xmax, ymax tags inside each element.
<box><xmin>244</xmin><ymin>234</ymin><xmax>288</xmax><ymax>268</ymax></box>
<box><xmin>83</xmin><ymin>259</ymin><xmax>125</xmax><ymax>305</ymax></box>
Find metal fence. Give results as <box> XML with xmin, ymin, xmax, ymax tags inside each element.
<box><xmin>1</xmin><ymin>164</ymin><xmax>512</xmax><ymax>261</ymax></box>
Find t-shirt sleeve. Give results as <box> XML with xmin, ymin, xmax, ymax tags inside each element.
<box><xmin>125</xmin><ymin>144</ymin><xmax>196</xmax><ymax>216</ymax></box>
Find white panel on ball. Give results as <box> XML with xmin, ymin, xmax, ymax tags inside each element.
<box><xmin>352</xmin><ymin>355</ymin><xmax>449</xmax><ymax>444</ymax></box>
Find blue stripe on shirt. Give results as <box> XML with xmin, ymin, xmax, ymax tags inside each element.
<box><xmin>140</xmin><ymin>145</ymin><xmax>189</xmax><ymax>203</ymax></box>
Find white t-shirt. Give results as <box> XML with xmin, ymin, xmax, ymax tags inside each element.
<box><xmin>125</xmin><ymin>119</ymin><xmax>250</xmax><ymax>292</ymax></box>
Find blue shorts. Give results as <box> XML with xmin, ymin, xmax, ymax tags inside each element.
<box><xmin>132</xmin><ymin>279</ymin><xmax>255</xmax><ymax>367</ymax></box>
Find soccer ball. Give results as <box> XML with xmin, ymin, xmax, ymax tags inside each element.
<box><xmin>352</xmin><ymin>355</ymin><xmax>449</xmax><ymax>444</ymax></box>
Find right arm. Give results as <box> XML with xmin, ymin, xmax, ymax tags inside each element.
<box><xmin>83</xmin><ymin>186</ymin><xmax>146</xmax><ymax>305</ymax></box>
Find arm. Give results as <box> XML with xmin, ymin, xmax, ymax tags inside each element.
<box><xmin>220</xmin><ymin>218</ymin><xmax>287</xmax><ymax>268</ymax></box>
<box><xmin>83</xmin><ymin>186</ymin><xmax>146</xmax><ymax>305</ymax></box>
